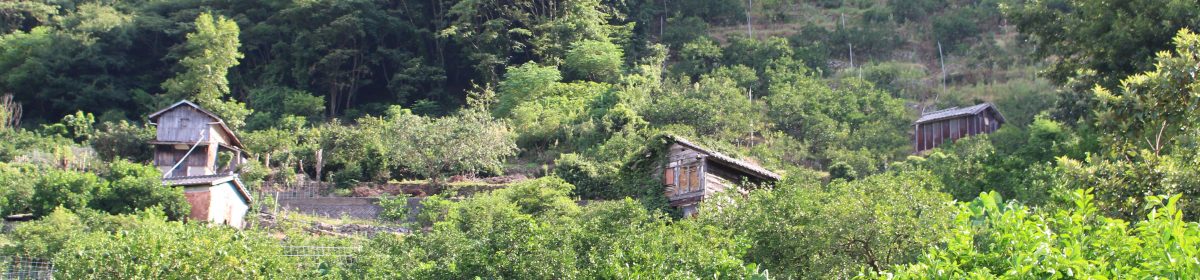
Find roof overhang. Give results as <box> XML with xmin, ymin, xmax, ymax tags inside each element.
<box><xmin>915</xmin><ymin>102</ymin><xmax>1006</xmax><ymax>125</ymax></box>
<box><xmin>163</xmin><ymin>174</ymin><xmax>254</xmax><ymax>205</ymax></box>
<box><xmin>667</xmin><ymin>135</ymin><xmax>782</xmax><ymax>181</ymax></box>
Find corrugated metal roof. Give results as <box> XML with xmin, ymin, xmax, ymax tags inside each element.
<box><xmin>667</xmin><ymin>135</ymin><xmax>782</xmax><ymax>181</ymax></box>
<box><xmin>916</xmin><ymin>103</ymin><xmax>1005</xmax><ymax>124</ymax></box>
<box><xmin>162</xmin><ymin>174</ymin><xmax>253</xmax><ymax>204</ymax></box>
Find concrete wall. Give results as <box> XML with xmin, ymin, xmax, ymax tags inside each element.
<box><xmin>272</xmin><ymin>190</ymin><xmax>424</xmax><ymax>221</ymax></box>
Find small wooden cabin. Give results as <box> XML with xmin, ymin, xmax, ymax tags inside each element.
<box><xmin>149</xmin><ymin>100</ymin><xmax>252</xmax><ymax>228</ymax></box>
<box><xmin>913</xmin><ymin>103</ymin><xmax>1005</xmax><ymax>153</ymax></box>
<box><xmin>659</xmin><ymin>136</ymin><xmax>781</xmax><ymax>216</ymax></box>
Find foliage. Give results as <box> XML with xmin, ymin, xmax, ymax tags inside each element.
<box><xmin>564</xmin><ymin>39</ymin><xmax>624</xmax><ymax>82</ymax></box>
<box><xmin>92</xmin><ymin>159</ymin><xmax>190</xmax><ymax>220</ymax></box>
<box><xmin>1093</xmin><ymin>29</ymin><xmax>1200</xmax><ymax>155</ymax></box>
<box><xmin>161</xmin><ymin>12</ymin><xmax>250</xmax><ymax>129</ymax></box>
<box><xmin>645</xmin><ymin>70</ymin><xmax>758</xmax><ymax>142</ymax></box>
<box><xmin>90</xmin><ymin>120</ymin><xmax>154</xmax><ymax>163</ymax></box>
<box><xmin>1004</xmin><ymin>0</ymin><xmax>1200</xmax><ymax>88</ymax></box>
<box><xmin>52</xmin><ymin>209</ymin><xmax>301</xmax><ymax>279</ymax></box>
<box><xmin>379</xmin><ymin>107</ymin><xmax>518</xmax><ymax>184</ymax></box>
<box><xmin>765</xmin><ymin>71</ymin><xmax>910</xmax><ymax>173</ymax></box>
<box><xmin>347</xmin><ymin>181</ymin><xmax>765</xmax><ymax>279</ymax></box>
<box><xmin>699</xmin><ymin>170</ymin><xmax>955</xmax><ymax>279</ymax></box>
<box><xmin>29</xmin><ymin>168</ymin><xmax>104</xmax><ymax>217</ymax></box>
<box><xmin>3</xmin><ymin>207</ymin><xmax>84</xmax><ymax>259</ymax></box>
<box><xmin>882</xmin><ymin>189</ymin><xmax>1200</xmax><ymax>278</ymax></box>
<box><xmin>377</xmin><ymin>195</ymin><xmax>410</xmax><ymax>222</ymax></box>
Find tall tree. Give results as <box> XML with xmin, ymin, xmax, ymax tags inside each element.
<box><xmin>161</xmin><ymin>12</ymin><xmax>250</xmax><ymax>129</ymax></box>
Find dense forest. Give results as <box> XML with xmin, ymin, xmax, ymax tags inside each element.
<box><xmin>2</xmin><ymin>0</ymin><xmax>1200</xmax><ymax>278</ymax></box>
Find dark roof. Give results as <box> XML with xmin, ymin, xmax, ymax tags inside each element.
<box><xmin>667</xmin><ymin>135</ymin><xmax>782</xmax><ymax>181</ymax></box>
<box><xmin>916</xmin><ymin>103</ymin><xmax>1006</xmax><ymax>124</ymax></box>
<box><xmin>162</xmin><ymin>174</ymin><xmax>253</xmax><ymax>204</ymax></box>
<box><xmin>148</xmin><ymin>100</ymin><xmax>245</xmax><ymax>149</ymax></box>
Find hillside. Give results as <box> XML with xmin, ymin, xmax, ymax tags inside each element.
<box><xmin>3</xmin><ymin>0</ymin><xmax>1200</xmax><ymax>278</ymax></box>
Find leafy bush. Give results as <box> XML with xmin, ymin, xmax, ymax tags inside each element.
<box><xmin>90</xmin><ymin>120</ymin><xmax>154</xmax><ymax>163</ymax></box>
<box><xmin>377</xmin><ymin>195</ymin><xmax>410</xmax><ymax>222</ymax></box>
<box><xmin>30</xmin><ymin>169</ymin><xmax>104</xmax><ymax>217</ymax></box>
<box><xmin>565</xmin><ymin>40</ymin><xmax>624</xmax><ymax>82</ymax></box>
<box><xmin>92</xmin><ymin>159</ymin><xmax>190</xmax><ymax>220</ymax></box>
<box><xmin>882</xmin><ymin>189</ymin><xmax>1200</xmax><ymax>278</ymax></box>
<box><xmin>347</xmin><ymin>187</ymin><xmax>766</xmax><ymax>279</ymax></box>
<box><xmin>53</xmin><ymin>209</ymin><xmax>301</xmax><ymax>279</ymax></box>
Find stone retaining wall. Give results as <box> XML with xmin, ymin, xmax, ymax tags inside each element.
<box><xmin>270</xmin><ymin>190</ymin><xmax>423</xmax><ymax>221</ymax></box>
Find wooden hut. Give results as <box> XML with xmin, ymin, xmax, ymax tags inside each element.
<box><xmin>149</xmin><ymin>100</ymin><xmax>252</xmax><ymax>228</ymax></box>
<box><xmin>659</xmin><ymin>136</ymin><xmax>780</xmax><ymax>216</ymax></box>
<box><xmin>913</xmin><ymin>103</ymin><xmax>1005</xmax><ymax>153</ymax></box>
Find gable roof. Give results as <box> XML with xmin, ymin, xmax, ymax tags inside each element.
<box><xmin>148</xmin><ymin>100</ymin><xmax>245</xmax><ymax>149</ymax></box>
<box><xmin>163</xmin><ymin>174</ymin><xmax>254</xmax><ymax>205</ymax></box>
<box><xmin>667</xmin><ymin>135</ymin><xmax>782</xmax><ymax>181</ymax></box>
<box><xmin>916</xmin><ymin>103</ymin><xmax>1006</xmax><ymax>124</ymax></box>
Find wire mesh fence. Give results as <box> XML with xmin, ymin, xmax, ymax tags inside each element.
<box><xmin>1</xmin><ymin>256</ymin><xmax>54</xmax><ymax>280</ymax></box>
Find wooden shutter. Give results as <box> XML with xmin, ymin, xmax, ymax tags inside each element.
<box><xmin>663</xmin><ymin>168</ymin><xmax>675</xmax><ymax>186</ymax></box>
<box><xmin>690</xmin><ymin>166</ymin><xmax>701</xmax><ymax>192</ymax></box>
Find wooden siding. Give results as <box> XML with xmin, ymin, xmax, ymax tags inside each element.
<box><xmin>156</xmin><ymin>107</ymin><xmax>217</xmax><ymax>143</ymax></box>
<box><xmin>154</xmin><ymin>144</ymin><xmax>217</xmax><ymax>177</ymax></box>
<box><xmin>914</xmin><ymin>110</ymin><xmax>1003</xmax><ymax>153</ymax></box>
<box><xmin>660</xmin><ymin>143</ymin><xmax>769</xmax><ymax>207</ymax></box>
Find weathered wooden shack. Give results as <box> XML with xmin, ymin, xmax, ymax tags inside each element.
<box><xmin>659</xmin><ymin>136</ymin><xmax>781</xmax><ymax>216</ymax></box>
<box><xmin>149</xmin><ymin>100</ymin><xmax>252</xmax><ymax>228</ymax></box>
<box><xmin>913</xmin><ymin>103</ymin><xmax>1005</xmax><ymax>153</ymax></box>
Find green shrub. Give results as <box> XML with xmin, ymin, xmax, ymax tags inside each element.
<box><xmin>377</xmin><ymin>195</ymin><xmax>410</xmax><ymax>222</ymax></box>
<box><xmin>881</xmin><ymin>189</ymin><xmax>1200</xmax><ymax>278</ymax></box>
<box><xmin>53</xmin><ymin>210</ymin><xmax>300</xmax><ymax>279</ymax></box>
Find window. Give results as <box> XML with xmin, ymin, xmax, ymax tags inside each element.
<box><xmin>690</xmin><ymin>165</ymin><xmax>702</xmax><ymax>192</ymax></box>
<box><xmin>179</xmin><ymin>117</ymin><xmax>190</xmax><ymax>128</ymax></box>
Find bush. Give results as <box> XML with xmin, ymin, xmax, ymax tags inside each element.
<box><xmin>90</xmin><ymin>120</ymin><xmax>154</xmax><ymax>163</ymax></box>
<box><xmin>377</xmin><ymin>195</ymin><xmax>410</xmax><ymax>222</ymax></box>
<box><xmin>53</xmin><ymin>210</ymin><xmax>301</xmax><ymax>279</ymax></box>
<box><xmin>882</xmin><ymin>190</ymin><xmax>1200</xmax><ymax>278</ymax></box>
<box><xmin>30</xmin><ymin>169</ymin><xmax>104</xmax><ymax>217</ymax></box>
<box><xmin>347</xmin><ymin>191</ymin><xmax>765</xmax><ymax>279</ymax></box>
<box><xmin>92</xmin><ymin>159</ymin><xmax>190</xmax><ymax>220</ymax></box>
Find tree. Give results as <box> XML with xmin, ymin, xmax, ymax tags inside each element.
<box><xmin>161</xmin><ymin>12</ymin><xmax>249</xmax><ymax>129</ymax></box>
<box><xmin>699</xmin><ymin>170</ymin><xmax>955</xmax><ymax>279</ymax></box>
<box><xmin>381</xmin><ymin>107</ymin><xmax>518</xmax><ymax>185</ymax></box>
<box><xmin>1004</xmin><ymin>0</ymin><xmax>1200</xmax><ymax>88</ymax></box>
<box><xmin>1094</xmin><ymin>29</ymin><xmax>1200</xmax><ymax>156</ymax></box>
<box><xmin>90</xmin><ymin>120</ymin><xmax>154</xmax><ymax>163</ymax></box>
<box><xmin>564</xmin><ymin>39</ymin><xmax>624</xmax><ymax>82</ymax></box>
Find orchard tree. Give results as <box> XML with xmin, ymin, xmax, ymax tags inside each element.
<box><xmin>699</xmin><ymin>170</ymin><xmax>955</xmax><ymax>279</ymax></box>
<box><xmin>1094</xmin><ymin>29</ymin><xmax>1200</xmax><ymax>156</ymax></box>
<box><xmin>382</xmin><ymin>107</ymin><xmax>518</xmax><ymax>185</ymax></box>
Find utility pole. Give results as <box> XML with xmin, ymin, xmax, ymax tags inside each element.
<box><xmin>746</xmin><ymin>0</ymin><xmax>754</xmax><ymax>146</ymax></box>
<box><xmin>746</xmin><ymin>0</ymin><xmax>753</xmax><ymax>37</ymax></box>
<box><xmin>932</xmin><ymin>41</ymin><xmax>946</xmax><ymax>112</ymax></box>
<box><xmin>849</xmin><ymin>43</ymin><xmax>855</xmax><ymax>68</ymax></box>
